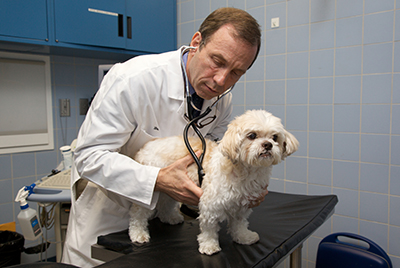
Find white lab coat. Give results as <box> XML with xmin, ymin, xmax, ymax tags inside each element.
<box><xmin>62</xmin><ymin>47</ymin><xmax>232</xmax><ymax>267</ymax></box>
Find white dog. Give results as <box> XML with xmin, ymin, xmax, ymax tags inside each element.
<box><xmin>128</xmin><ymin>110</ymin><xmax>299</xmax><ymax>255</ymax></box>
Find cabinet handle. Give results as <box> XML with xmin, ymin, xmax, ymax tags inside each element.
<box><xmin>118</xmin><ymin>14</ymin><xmax>124</xmax><ymax>37</ymax></box>
<box><xmin>127</xmin><ymin>17</ymin><xmax>132</xmax><ymax>39</ymax></box>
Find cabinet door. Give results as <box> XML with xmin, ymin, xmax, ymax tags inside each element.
<box><xmin>125</xmin><ymin>0</ymin><xmax>176</xmax><ymax>53</ymax></box>
<box><xmin>54</xmin><ymin>0</ymin><xmax>126</xmax><ymax>49</ymax></box>
<box><xmin>0</xmin><ymin>0</ymin><xmax>48</xmax><ymax>41</ymax></box>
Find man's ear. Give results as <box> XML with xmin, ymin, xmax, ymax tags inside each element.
<box><xmin>190</xmin><ymin>31</ymin><xmax>202</xmax><ymax>48</ymax></box>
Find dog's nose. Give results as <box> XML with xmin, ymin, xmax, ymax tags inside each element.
<box><xmin>263</xmin><ymin>142</ymin><xmax>273</xmax><ymax>151</ymax></box>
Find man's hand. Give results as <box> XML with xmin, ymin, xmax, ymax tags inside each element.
<box><xmin>248</xmin><ymin>187</ymin><xmax>269</xmax><ymax>208</ymax></box>
<box><xmin>155</xmin><ymin>152</ymin><xmax>203</xmax><ymax>206</ymax></box>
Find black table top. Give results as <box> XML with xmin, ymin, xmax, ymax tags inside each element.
<box><xmin>96</xmin><ymin>191</ymin><xmax>338</xmax><ymax>268</ymax></box>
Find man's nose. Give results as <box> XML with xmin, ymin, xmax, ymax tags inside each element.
<box><xmin>214</xmin><ymin>69</ymin><xmax>230</xmax><ymax>87</ymax></box>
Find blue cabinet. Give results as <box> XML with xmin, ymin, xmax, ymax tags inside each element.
<box><xmin>54</xmin><ymin>0</ymin><xmax>126</xmax><ymax>49</ymax></box>
<box><xmin>0</xmin><ymin>0</ymin><xmax>176</xmax><ymax>55</ymax></box>
<box><xmin>0</xmin><ymin>0</ymin><xmax>49</xmax><ymax>43</ymax></box>
<box><xmin>126</xmin><ymin>1</ymin><xmax>176</xmax><ymax>53</ymax></box>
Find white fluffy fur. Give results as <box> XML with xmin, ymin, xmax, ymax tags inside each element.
<box><xmin>128</xmin><ymin>110</ymin><xmax>299</xmax><ymax>255</ymax></box>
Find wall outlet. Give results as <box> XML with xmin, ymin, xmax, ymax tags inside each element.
<box><xmin>60</xmin><ymin>99</ymin><xmax>70</xmax><ymax>117</ymax></box>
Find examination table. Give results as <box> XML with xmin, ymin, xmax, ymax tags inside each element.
<box><xmin>92</xmin><ymin>191</ymin><xmax>338</xmax><ymax>268</ymax></box>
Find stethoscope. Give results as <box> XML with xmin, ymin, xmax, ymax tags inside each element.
<box><xmin>180</xmin><ymin>46</ymin><xmax>235</xmax><ymax>187</ymax></box>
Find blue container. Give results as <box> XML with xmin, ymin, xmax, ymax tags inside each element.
<box><xmin>316</xmin><ymin>232</ymin><xmax>392</xmax><ymax>268</ymax></box>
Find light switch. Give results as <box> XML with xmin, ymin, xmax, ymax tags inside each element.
<box><xmin>271</xmin><ymin>17</ymin><xmax>279</xmax><ymax>28</ymax></box>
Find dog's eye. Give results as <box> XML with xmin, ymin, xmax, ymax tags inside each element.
<box><xmin>273</xmin><ymin>134</ymin><xmax>278</xmax><ymax>142</ymax></box>
<box><xmin>247</xmin><ymin>132</ymin><xmax>257</xmax><ymax>140</ymax></box>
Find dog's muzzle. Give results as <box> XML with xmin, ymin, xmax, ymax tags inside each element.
<box><xmin>259</xmin><ymin>142</ymin><xmax>273</xmax><ymax>158</ymax></box>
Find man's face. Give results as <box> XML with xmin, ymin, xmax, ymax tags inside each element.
<box><xmin>186</xmin><ymin>25</ymin><xmax>258</xmax><ymax>100</ymax></box>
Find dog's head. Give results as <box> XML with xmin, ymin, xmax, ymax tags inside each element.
<box><xmin>219</xmin><ymin>110</ymin><xmax>299</xmax><ymax>167</ymax></box>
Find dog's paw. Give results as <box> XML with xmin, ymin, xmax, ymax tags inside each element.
<box><xmin>233</xmin><ymin>230</ymin><xmax>259</xmax><ymax>245</ymax></box>
<box><xmin>129</xmin><ymin>228</ymin><xmax>150</xmax><ymax>244</ymax></box>
<box><xmin>198</xmin><ymin>241</ymin><xmax>221</xmax><ymax>255</ymax></box>
<box><xmin>159</xmin><ymin>213</ymin><xmax>184</xmax><ymax>225</ymax></box>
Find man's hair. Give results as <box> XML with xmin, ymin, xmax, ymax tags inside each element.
<box><xmin>198</xmin><ymin>7</ymin><xmax>261</xmax><ymax>69</ymax></box>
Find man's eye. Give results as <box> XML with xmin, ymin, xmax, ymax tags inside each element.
<box><xmin>248</xmin><ymin>133</ymin><xmax>257</xmax><ymax>140</ymax></box>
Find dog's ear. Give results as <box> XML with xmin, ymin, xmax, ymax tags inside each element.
<box><xmin>219</xmin><ymin>124</ymin><xmax>241</xmax><ymax>163</ymax></box>
<box><xmin>282</xmin><ymin>130</ymin><xmax>299</xmax><ymax>160</ymax></box>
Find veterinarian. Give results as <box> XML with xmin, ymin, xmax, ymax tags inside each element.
<box><xmin>62</xmin><ymin>7</ymin><xmax>264</xmax><ymax>267</ymax></box>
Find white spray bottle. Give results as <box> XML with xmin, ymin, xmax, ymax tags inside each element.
<box><xmin>15</xmin><ymin>184</ymin><xmax>42</xmax><ymax>240</ymax></box>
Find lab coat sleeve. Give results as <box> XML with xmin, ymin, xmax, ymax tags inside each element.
<box><xmin>73</xmin><ymin>67</ymin><xmax>160</xmax><ymax>210</ymax></box>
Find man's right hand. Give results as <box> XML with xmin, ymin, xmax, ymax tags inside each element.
<box><xmin>154</xmin><ymin>151</ymin><xmax>203</xmax><ymax>206</ymax></box>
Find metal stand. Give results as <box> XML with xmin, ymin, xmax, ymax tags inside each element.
<box><xmin>290</xmin><ymin>245</ymin><xmax>302</xmax><ymax>268</ymax></box>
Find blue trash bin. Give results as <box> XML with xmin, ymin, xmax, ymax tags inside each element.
<box><xmin>316</xmin><ymin>232</ymin><xmax>392</xmax><ymax>268</ymax></box>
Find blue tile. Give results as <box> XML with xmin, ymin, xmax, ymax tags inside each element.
<box><xmin>364</xmin><ymin>0</ymin><xmax>395</xmax><ymax>14</ymax></box>
<box><xmin>310</xmin><ymin>21</ymin><xmax>335</xmax><ymax>50</ymax></box>
<box><xmin>286</xmin><ymin>105</ymin><xmax>308</xmax><ymax>131</ymax></box>
<box><xmin>360</xmin><ymin>163</ymin><xmax>389</xmax><ymax>194</ymax></box>
<box><xmin>336</xmin><ymin>0</ymin><xmax>363</xmax><ymax>19</ymax></box>
<box><xmin>362</xmin><ymin>74</ymin><xmax>392</xmax><ymax>104</ymax></box>
<box><xmin>332</xmin><ymin>215</ymin><xmax>359</xmax><ymax>234</ymax></box>
<box><xmin>360</xmin><ymin>134</ymin><xmax>390</xmax><ymax>164</ymax></box>
<box><xmin>247</xmin><ymin>0</ymin><xmax>265</xmax><ymax>9</ymax></box>
<box><xmin>0</xmin><ymin>155</ymin><xmax>11</xmax><ymax>180</ymax></box>
<box><xmin>333</xmin><ymin>188</ymin><xmax>359</xmax><ymax>217</ymax></box>
<box><xmin>359</xmin><ymin>221</ymin><xmax>388</xmax><ymax>251</ymax></box>
<box><xmin>36</xmin><ymin>150</ymin><xmax>58</xmax><ymax>176</ymax></box>
<box><xmin>246</xmin><ymin>56</ymin><xmax>265</xmax><ymax>81</ymax></box>
<box><xmin>265</xmin><ymin>28</ymin><xmax>286</xmax><ymax>55</ymax></box>
<box><xmin>360</xmin><ymin>192</ymin><xmax>388</xmax><ymax>223</ymax></box>
<box><xmin>179</xmin><ymin>21</ymin><xmax>195</xmax><ymax>46</ymax></box>
<box><xmin>287</xmin><ymin>0</ymin><xmax>309</xmax><ymax>26</ymax></box>
<box><xmin>0</xmin><ymin>179</ymin><xmax>12</xmax><ymax>204</ymax></box>
<box><xmin>310</xmin><ymin>0</ymin><xmax>335</xmax><ymax>23</ymax></box>
<box><xmin>287</xmin><ymin>79</ymin><xmax>308</xmax><ymax>105</ymax></box>
<box><xmin>0</xmin><ymin>203</ymin><xmax>14</xmax><ymax>225</ymax></box>
<box><xmin>389</xmin><ymin>226</ymin><xmax>400</xmax><ymax>256</ymax></box>
<box><xmin>396</xmin><ymin>10</ymin><xmax>400</xmax><ymax>41</ymax></box>
<box><xmin>290</xmin><ymin>131</ymin><xmax>307</xmax><ymax>157</ymax></box>
<box><xmin>335</xmin><ymin>46</ymin><xmax>362</xmax><ymax>76</ymax></box>
<box><xmin>361</xmin><ymin>105</ymin><xmax>391</xmax><ymax>134</ymax></box>
<box><xmin>310</xmin><ymin>77</ymin><xmax>333</xmax><ymax>104</ymax></box>
<box><xmin>248</xmin><ymin>6</ymin><xmax>265</xmax><ymax>32</ymax></box>
<box><xmin>286</xmin><ymin>157</ymin><xmax>307</xmax><ymax>183</ymax></box>
<box><xmin>266</xmin><ymin>2</ymin><xmax>286</xmax><ymax>29</ymax></box>
<box><xmin>308</xmin><ymin>158</ymin><xmax>332</xmax><ymax>186</ymax></box>
<box><xmin>335</xmin><ymin>17</ymin><xmax>363</xmax><ymax>47</ymax></box>
<box><xmin>265</xmin><ymin>80</ymin><xmax>285</xmax><ymax>105</ymax></box>
<box><xmin>390</xmin><ymin>196</ymin><xmax>400</xmax><ymax>226</ymax></box>
<box><xmin>75</xmin><ymin>65</ymin><xmax>96</xmax><ymax>87</ymax></box>
<box><xmin>309</xmin><ymin>105</ymin><xmax>333</xmax><ymax>132</ymax></box>
<box><xmin>12</xmin><ymin>153</ymin><xmax>35</xmax><ymax>178</ymax></box>
<box><xmin>333</xmin><ymin>160</ymin><xmax>359</xmax><ymax>190</ymax></box>
<box><xmin>287</xmin><ymin>52</ymin><xmax>309</xmax><ymax>79</ymax></box>
<box><xmin>391</xmin><ymin>135</ymin><xmax>400</xmax><ymax>165</ymax></box>
<box><xmin>364</xmin><ymin>12</ymin><xmax>394</xmax><ymax>44</ymax></box>
<box><xmin>391</xmin><ymin>166</ymin><xmax>400</xmax><ymax>196</ymax></box>
<box><xmin>246</xmin><ymin>81</ymin><xmax>264</xmax><ymax>105</ymax></box>
<box><xmin>266</xmin><ymin>105</ymin><xmax>285</xmax><ymax>120</ymax></box>
<box><xmin>195</xmin><ymin>0</ymin><xmax>210</xmax><ymax>20</ymax></box>
<box><xmin>395</xmin><ymin>42</ymin><xmax>400</xmax><ymax>73</ymax></box>
<box><xmin>53</xmin><ymin>63</ymin><xmax>75</xmax><ymax>86</ymax></box>
<box><xmin>266</xmin><ymin>55</ymin><xmax>286</xmax><ymax>80</ymax></box>
<box><xmin>308</xmin><ymin>184</ymin><xmax>332</xmax><ymax>196</ymax></box>
<box><xmin>333</xmin><ymin>133</ymin><xmax>360</xmax><ymax>161</ymax></box>
<box><xmin>272</xmin><ymin>161</ymin><xmax>284</xmax><ymax>178</ymax></box>
<box><xmin>310</xmin><ymin>49</ymin><xmax>334</xmax><ymax>77</ymax></box>
<box><xmin>287</xmin><ymin>25</ymin><xmax>309</xmax><ymax>53</ymax></box>
<box><xmin>309</xmin><ymin>132</ymin><xmax>332</xmax><ymax>159</ymax></box>
<box><xmin>180</xmin><ymin>1</ymin><xmax>194</xmax><ymax>23</ymax></box>
<box><xmin>392</xmin><ymin>105</ymin><xmax>400</xmax><ymax>134</ymax></box>
<box><xmin>228</xmin><ymin>0</ymin><xmax>245</xmax><ymax>9</ymax></box>
<box><xmin>232</xmin><ymin>82</ymin><xmax>245</xmax><ymax>105</ymax></box>
<box><xmin>285</xmin><ymin>181</ymin><xmax>307</xmax><ymax>195</ymax></box>
<box><xmin>334</xmin><ymin>105</ymin><xmax>360</xmax><ymax>132</ymax></box>
<box><xmin>334</xmin><ymin>76</ymin><xmax>361</xmax><ymax>104</ymax></box>
<box><xmin>363</xmin><ymin>43</ymin><xmax>393</xmax><ymax>74</ymax></box>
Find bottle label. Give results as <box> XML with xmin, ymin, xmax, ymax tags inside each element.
<box><xmin>30</xmin><ymin>216</ymin><xmax>41</xmax><ymax>236</ymax></box>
